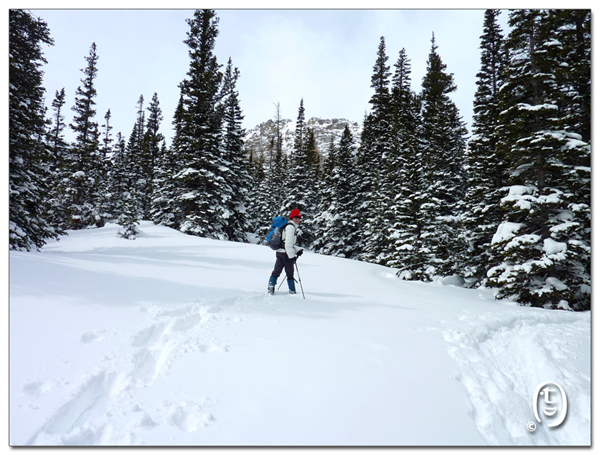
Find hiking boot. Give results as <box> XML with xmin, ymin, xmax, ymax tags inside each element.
<box><xmin>268</xmin><ymin>276</ymin><xmax>277</xmax><ymax>295</ymax></box>
<box><xmin>287</xmin><ymin>279</ymin><xmax>296</xmax><ymax>294</ymax></box>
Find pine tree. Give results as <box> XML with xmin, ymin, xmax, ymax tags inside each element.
<box><xmin>115</xmin><ymin>95</ymin><xmax>146</xmax><ymax>225</ymax></box>
<box><xmin>174</xmin><ymin>9</ymin><xmax>230</xmax><ymax>239</ymax></box>
<box><xmin>9</xmin><ymin>9</ymin><xmax>61</xmax><ymax>250</ymax></box>
<box><xmin>117</xmin><ymin>192</ymin><xmax>142</xmax><ymax>240</ymax></box>
<box><xmin>416</xmin><ymin>33</ymin><xmax>468</xmax><ymax>279</ymax></box>
<box><xmin>141</xmin><ymin>92</ymin><xmax>165</xmax><ymax>219</ymax></box>
<box><xmin>357</xmin><ymin>36</ymin><xmax>393</xmax><ymax>263</ymax></box>
<box><xmin>380</xmin><ymin>49</ymin><xmax>424</xmax><ymax>276</ymax></box>
<box><xmin>64</xmin><ymin>42</ymin><xmax>103</xmax><ymax>229</ymax></box>
<box><xmin>282</xmin><ymin>99</ymin><xmax>307</xmax><ymax>214</ymax></box>
<box><xmin>220</xmin><ymin>58</ymin><xmax>250</xmax><ymax>242</ymax></box>
<box><xmin>462</xmin><ymin>9</ymin><xmax>508</xmax><ymax>284</ymax></box>
<box><xmin>249</xmin><ymin>103</ymin><xmax>288</xmax><ymax>241</ymax></box>
<box><xmin>49</xmin><ymin>88</ymin><xmax>68</xmax><ymax>162</ymax></box>
<box><xmin>47</xmin><ymin>87</ymin><xmax>70</xmax><ymax>229</ymax></box>
<box><xmin>151</xmin><ymin>95</ymin><xmax>185</xmax><ymax>228</ymax></box>
<box><xmin>106</xmin><ymin>132</ymin><xmax>126</xmax><ymax>220</ymax></box>
<box><xmin>95</xmin><ymin>109</ymin><xmax>114</xmax><ymax>223</ymax></box>
<box><xmin>311</xmin><ymin>136</ymin><xmax>336</xmax><ymax>253</ymax></box>
<box><xmin>487</xmin><ymin>10</ymin><xmax>590</xmax><ymax>311</ymax></box>
<box><xmin>312</xmin><ymin>125</ymin><xmax>361</xmax><ymax>258</ymax></box>
<box><xmin>282</xmin><ymin>99</ymin><xmax>317</xmax><ymax>246</ymax></box>
<box><xmin>549</xmin><ymin>10</ymin><xmax>591</xmax><ymax>143</ymax></box>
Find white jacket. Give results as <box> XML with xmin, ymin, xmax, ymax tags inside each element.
<box><xmin>278</xmin><ymin>220</ymin><xmax>299</xmax><ymax>259</ymax></box>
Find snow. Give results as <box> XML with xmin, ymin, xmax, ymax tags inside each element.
<box><xmin>543</xmin><ymin>238</ymin><xmax>567</xmax><ymax>256</ymax></box>
<box><xmin>9</xmin><ymin>222</ymin><xmax>590</xmax><ymax>446</ymax></box>
<box><xmin>491</xmin><ymin>221</ymin><xmax>523</xmax><ymax>245</ymax></box>
<box><xmin>516</xmin><ymin>103</ymin><xmax>558</xmax><ymax>112</ymax></box>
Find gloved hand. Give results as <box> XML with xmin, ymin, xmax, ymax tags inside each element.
<box><xmin>296</xmin><ymin>249</ymin><xmax>304</xmax><ymax>258</ymax></box>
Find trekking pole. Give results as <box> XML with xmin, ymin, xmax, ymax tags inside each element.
<box><xmin>294</xmin><ymin>260</ymin><xmax>306</xmax><ymax>299</ymax></box>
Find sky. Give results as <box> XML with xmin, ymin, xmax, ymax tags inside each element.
<box><xmin>27</xmin><ymin>7</ymin><xmax>508</xmax><ymax>146</ymax></box>
<box><xmin>18</xmin><ymin>8</ymin><xmax>504</xmax><ymax>146</ymax></box>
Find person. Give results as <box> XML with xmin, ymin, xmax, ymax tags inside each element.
<box><xmin>268</xmin><ymin>208</ymin><xmax>304</xmax><ymax>295</ymax></box>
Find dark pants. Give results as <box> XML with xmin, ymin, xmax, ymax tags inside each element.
<box><xmin>271</xmin><ymin>252</ymin><xmax>295</xmax><ymax>281</ymax></box>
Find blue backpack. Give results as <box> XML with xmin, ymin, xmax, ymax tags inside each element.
<box><xmin>266</xmin><ymin>216</ymin><xmax>291</xmax><ymax>250</ymax></box>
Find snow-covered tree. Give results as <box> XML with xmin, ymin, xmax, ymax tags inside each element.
<box><xmin>63</xmin><ymin>42</ymin><xmax>104</xmax><ymax>229</ymax></box>
<box><xmin>46</xmin><ymin>87</ymin><xmax>71</xmax><ymax>229</ymax></box>
<box><xmin>311</xmin><ymin>125</ymin><xmax>362</xmax><ymax>258</ymax></box>
<box><xmin>220</xmin><ymin>58</ymin><xmax>251</xmax><ymax>242</ymax></box>
<box><xmin>382</xmin><ymin>49</ymin><xmax>425</xmax><ymax>275</ymax></box>
<box><xmin>416</xmin><ymin>33</ymin><xmax>468</xmax><ymax>279</ymax></box>
<box><xmin>487</xmin><ymin>10</ymin><xmax>590</xmax><ymax>311</ymax></box>
<box><xmin>282</xmin><ymin>99</ymin><xmax>317</xmax><ymax>247</ymax></box>
<box><xmin>462</xmin><ymin>9</ymin><xmax>508</xmax><ymax>284</ymax></box>
<box><xmin>357</xmin><ymin>36</ymin><xmax>393</xmax><ymax>263</ymax></box>
<box><xmin>139</xmin><ymin>92</ymin><xmax>164</xmax><ymax>220</ymax></box>
<box><xmin>9</xmin><ymin>9</ymin><xmax>61</xmax><ymax>250</ymax></box>
<box><xmin>172</xmin><ymin>9</ymin><xmax>233</xmax><ymax>240</ymax></box>
<box><xmin>151</xmin><ymin>95</ymin><xmax>185</xmax><ymax>228</ymax></box>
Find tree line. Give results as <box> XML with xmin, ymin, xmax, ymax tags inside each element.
<box><xmin>9</xmin><ymin>9</ymin><xmax>590</xmax><ymax>311</ymax></box>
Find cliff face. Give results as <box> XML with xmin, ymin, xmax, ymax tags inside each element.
<box><xmin>244</xmin><ymin>117</ymin><xmax>362</xmax><ymax>162</ymax></box>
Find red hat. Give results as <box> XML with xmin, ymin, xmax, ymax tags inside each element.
<box><xmin>290</xmin><ymin>209</ymin><xmax>302</xmax><ymax>219</ymax></box>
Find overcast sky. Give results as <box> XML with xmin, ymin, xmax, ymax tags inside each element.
<box><xmin>32</xmin><ymin>8</ymin><xmax>506</xmax><ymax>145</ymax></box>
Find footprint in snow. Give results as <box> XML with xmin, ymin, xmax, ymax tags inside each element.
<box><xmin>80</xmin><ymin>330</ymin><xmax>105</xmax><ymax>343</ymax></box>
<box><xmin>23</xmin><ymin>380</ymin><xmax>54</xmax><ymax>397</ymax></box>
<box><xmin>165</xmin><ymin>401</ymin><xmax>215</xmax><ymax>433</ymax></box>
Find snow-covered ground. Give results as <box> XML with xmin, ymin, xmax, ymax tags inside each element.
<box><xmin>9</xmin><ymin>222</ymin><xmax>591</xmax><ymax>446</ymax></box>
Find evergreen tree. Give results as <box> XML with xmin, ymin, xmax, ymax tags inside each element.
<box><xmin>49</xmin><ymin>88</ymin><xmax>68</xmax><ymax>162</ymax></box>
<box><xmin>106</xmin><ymin>132</ymin><xmax>126</xmax><ymax>220</ymax></box>
<box><xmin>312</xmin><ymin>125</ymin><xmax>362</xmax><ymax>258</ymax></box>
<box><xmin>64</xmin><ymin>42</ymin><xmax>103</xmax><ymax>229</ymax></box>
<box><xmin>220</xmin><ymin>58</ymin><xmax>250</xmax><ymax>242</ymax></box>
<box><xmin>116</xmin><ymin>95</ymin><xmax>146</xmax><ymax>223</ymax></box>
<box><xmin>380</xmin><ymin>49</ymin><xmax>425</xmax><ymax>276</ymax></box>
<box><xmin>250</xmin><ymin>103</ymin><xmax>288</xmax><ymax>241</ymax></box>
<box><xmin>246</xmin><ymin>150</ymin><xmax>266</xmax><ymax>235</ymax></box>
<box><xmin>416</xmin><ymin>33</ymin><xmax>468</xmax><ymax>279</ymax></box>
<box><xmin>487</xmin><ymin>10</ymin><xmax>591</xmax><ymax>310</ymax></box>
<box><xmin>117</xmin><ymin>190</ymin><xmax>142</xmax><ymax>240</ymax></box>
<box><xmin>311</xmin><ymin>136</ymin><xmax>336</xmax><ymax>253</ymax></box>
<box><xmin>357</xmin><ymin>36</ymin><xmax>393</xmax><ymax>263</ymax></box>
<box><xmin>100</xmin><ymin>109</ymin><xmax>114</xmax><ymax>161</ymax></box>
<box><xmin>9</xmin><ymin>9</ymin><xmax>61</xmax><ymax>250</ymax></box>
<box><xmin>47</xmin><ymin>87</ymin><xmax>70</xmax><ymax>229</ymax></box>
<box><xmin>174</xmin><ymin>9</ymin><xmax>229</xmax><ymax>239</ymax></box>
<box><xmin>95</xmin><ymin>109</ymin><xmax>114</xmax><ymax>223</ymax></box>
<box><xmin>151</xmin><ymin>95</ymin><xmax>185</xmax><ymax>228</ymax></box>
<box><xmin>282</xmin><ymin>99</ymin><xmax>317</xmax><ymax>247</ymax></box>
<box><xmin>141</xmin><ymin>92</ymin><xmax>165</xmax><ymax>219</ymax></box>
<box><xmin>462</xmin><ymin>9</ymin><xmax>508</xmax><ymax>284</ymax></box>
<box><xmin>549</xmin><ymin>10</ymin><xmax>591</xmax><ymax>142</ymax></box>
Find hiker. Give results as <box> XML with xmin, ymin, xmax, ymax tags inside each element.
<box><xmin>268</xmin><ymin>209</ymin><xmax>304</xmax><ymax>295</ymax></box>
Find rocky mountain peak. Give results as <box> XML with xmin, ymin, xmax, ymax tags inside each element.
<box><xmin>244</xmin><ymin>117</ymin><xmax>362</xmax><ymax>162</ymax></box>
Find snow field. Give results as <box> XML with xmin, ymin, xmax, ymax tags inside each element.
<box><xmin>9</xmin><ymin>222</ymin><xmax>590</xmax><ymax>446</ymax></box>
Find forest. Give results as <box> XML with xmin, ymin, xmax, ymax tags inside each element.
<box><xmin>9</xmin><ymin>9</ymin><xmax>591</xmax><ymax>310</ymax></box>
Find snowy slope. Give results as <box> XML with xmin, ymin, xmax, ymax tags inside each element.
<box><xmin>9</xmin><ymin>222</ymin><xmax>590</xmax><ymax>446</ymax></box>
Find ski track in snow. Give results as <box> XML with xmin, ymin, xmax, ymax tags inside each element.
<box><xmin>443</xmin><ymin>309</ymin><xmax>591</xmax><ymax>445</ymax></box>
<box><xmin>26</xmin><ymin>298</ymin><xmax>234</xmax><ymax>445</ymax></box>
